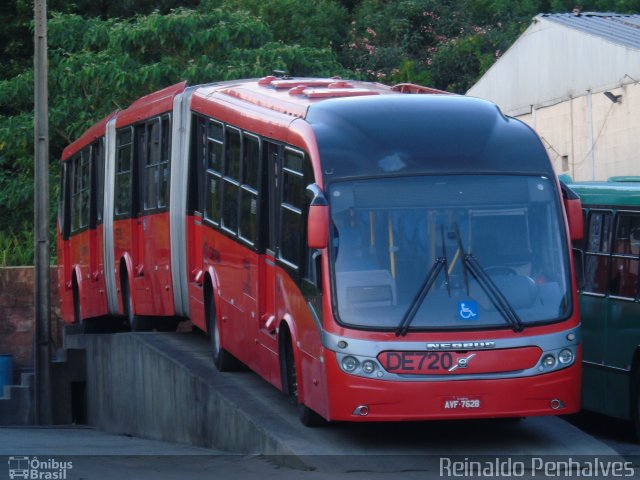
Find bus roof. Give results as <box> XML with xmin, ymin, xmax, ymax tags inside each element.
<box><xmin>567</xmin><ymin>178</ymin><xmax>640</xmax><ymax>207</ymax></box>
<box><xmin>192</xmin><ymin>77</ymin><xmax>449</xmax><ymax>120</ymax></box>
<box><xmin>306</xmin><ymin>94</ymin><xmax>554</xmax><ymax>182</ymax></box>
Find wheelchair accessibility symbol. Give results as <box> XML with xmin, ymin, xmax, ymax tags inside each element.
<box><xmin>458</xmin><ymin>301</ymin><xmax>479</xmax><ymax>320</ymax></box>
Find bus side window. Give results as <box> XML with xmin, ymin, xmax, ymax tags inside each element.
<box><xmin>278</xmin><ymin>148</ymin><xmax>306</xmax><ymax>269</ymax></box>
<box><xmin>609</xmin><ymin>214</ymin><xmax>640</xmax><ymax>299</ymax></box>
<box><xmin>139</xmin><ymin>114</ymin><xmax>173</xmax><ymax>211</ymax></box>
<box><xmin>93</xmin><ymin>139</ymin><xmax>104</xmax><ymax>226</ymax></box>
<box><xmin>204</xmin><ymin>119</ymin><xmax>223</xmax><ymax>224</ymax></box>
<box><xmin>239</xmin><ymin>134</ymin><xmax>260</xmax><ymax>246</ymax></box>
<box><xmin>59</xmin><ymin>162</ymin><xmax>71</xmax><ymax>240</ymax></box>
<box><xmin>222</xmin><ymin>127</ymin><xmax>241</xmax><ymax>234</ymax></box>
<box><xmin>583</xmin><ymin>211</ymin><xmax>612</xmax><ymax>295</ymax></box>
<box><xmin>71</xmin><ymin>149</ymin><xmax>91</xmax><ymax>233</ymax></box>
<box><xmin>115</xmin><ymin>127</ymin><xmax>133</xmax><ymax>218</ymax></box>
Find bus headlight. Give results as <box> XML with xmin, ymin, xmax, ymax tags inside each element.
<box><xmin>542</xmin><ymin>354</ymin><xmax>556</xmax><ymax>368</ymax></box>
<box><xmin>362</xmin><ymin>360</ymin><xmax>377</xmax><ymax>374</ymax></box>
<box><xmin>342</xmin><ymin>356</ymin><xmax>359</xmax><ymax>372</ymax></box>
<box><xmin>558</xmin><ymin>349</ymin><xmax>574</xmax><ymax>365</ymax></box>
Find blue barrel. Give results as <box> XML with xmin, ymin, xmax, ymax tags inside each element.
<box><xmin>0</xmin><ymin>354</ymin><xmax>13</xmax><ymax>390</ymax></box>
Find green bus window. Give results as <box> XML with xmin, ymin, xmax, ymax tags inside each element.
<box><xmin>583</xmin><ymin>211</ymin><xmax>612</xmax><ymax>295</ymax></box>
<box><xmin>609</xmin><ymin>214</ymin><xmax>640</xmax><ymax>299</ymax></box>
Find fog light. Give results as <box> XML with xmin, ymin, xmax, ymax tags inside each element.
<box><xmin>542</xmin><ymin>354</ymin><xmax>556</xmax><ymax>368</ymax></box>
<box><xmin>558</xmin><ymin>349</ymin><xmax>573</xmax><ymax>364</ymax></box>
<box><xmin>342</xmin><ymin>356</ymin><xmax>359</xmax><ymax>372</ymax></box>
<box><xmin>362</xmin><ymin>360</ymin><xmax>377</xmax><ymax>374</ymax></box>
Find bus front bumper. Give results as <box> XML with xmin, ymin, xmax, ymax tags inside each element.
<box><xmin>324</xmin><ymin>355</ymin><xmax>580</xmax><ymax>422</ymax></box>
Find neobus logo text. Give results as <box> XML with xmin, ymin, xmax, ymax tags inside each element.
<box><xmin>425</xmin><ymin>341</ymin><xmax>496</xmax><ymax>350</ymax></box>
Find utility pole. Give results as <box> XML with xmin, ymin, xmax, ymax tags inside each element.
<box><xmin>34</xmin><ymin>0</ymin><xmax>52</xmax><ymax>425</ymax></box>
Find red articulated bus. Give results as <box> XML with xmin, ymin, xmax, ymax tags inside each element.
<box><xmin>58</xmin><ymin>76</ymin><xmax>583</xmax><ymax>425</ymax></box>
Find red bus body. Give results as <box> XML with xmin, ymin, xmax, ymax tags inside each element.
<box><xmin>58</xmin><ymin>77</ymin><xmax>581</xmax><ymax>422</ymax></box>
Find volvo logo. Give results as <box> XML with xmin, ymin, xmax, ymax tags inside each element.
<box><xmin>425</xmin><ymin>341</ymin><xmax>496</xmax><ymax>350</ymax></box>
<box><xmin>448</xmin><ymin>353</ymin><xmax>477</xmax><ymax>372</ymax></box>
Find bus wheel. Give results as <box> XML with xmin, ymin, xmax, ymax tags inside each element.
<box><xmin>121</xmin><ymin>276</ymin><xmax>149</xmax><ymax>332</ymax></box>
<box><xmin>207</xmin><ymin>293</ymin><xmax>240</xmax><ymax>371</ymax></box>
<box><xmin>282</xmin><ymin>337</ymin><xmax>326</xmax><ymax>427</ymax></box>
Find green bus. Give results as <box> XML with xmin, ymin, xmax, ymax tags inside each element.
<box><xmin>566</xmin><ymin>176</ymin><xmax>640</xmax><ymax>438</ymax></box>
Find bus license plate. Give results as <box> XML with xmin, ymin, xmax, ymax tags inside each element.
<box><xmin>443</xmin><ymin>397</ymin><xmax>482</xmax><ymax>410</ymax></box>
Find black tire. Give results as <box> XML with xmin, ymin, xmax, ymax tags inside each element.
<box><xmin>282</xmin><ymin>335</ymin><xmax>326</xmax><ymax>427</ymax></box>
<box><xmin>207</xmin><ymin>292</ymin><xmax>240</xmax><ymax>371</ymax></box>
<box><xmin>121</xmin><ymin>275</ymin><xmax>150</xmax><ymax>332</ymax></box>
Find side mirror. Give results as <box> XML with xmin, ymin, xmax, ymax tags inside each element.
<box><xmin>560</xmin><ymin>182</ymin><xmax>584</xmax><ymax>242</ymax></box>
<box><xmin>306</xmin><ymin>184</ymin><xmax>329</xmax><ymax>249</ymax></box>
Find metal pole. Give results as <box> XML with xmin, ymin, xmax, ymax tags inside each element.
<box><xmin>34</xmin><ymin>0</ymin><xmax>52</xmax><ymax>425</ymax></box>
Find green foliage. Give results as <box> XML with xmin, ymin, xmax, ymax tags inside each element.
<box><xmin>0</xmin><ymin>224</ymin><xmax>34</xmax><ymax>266</ymax></box>
<box><xmin>0</xmin><ymin>5</ymin><xmax>344</xmax><ymax>264</ymax></box>
<box><xmin>214</xmin><ymin>0</ymin><xmax>349</xmax><ymax>49</ymax></box>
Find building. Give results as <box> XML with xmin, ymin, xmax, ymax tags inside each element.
<box><xmin>467</xmin><ymin>12</ymin><xmax>640</xmax><ymax>181</ymax></box>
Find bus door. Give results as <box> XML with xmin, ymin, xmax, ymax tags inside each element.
<box><xmin>257</xmin><ymin>141</ymin><xmax>280</xmax><ymax>362</ymax></box>
<box><xmin>88</xmin><ymin>140</ymin><xmax>105</xmax><ymax>315</ymax></box>
<box><xmin>128</xmin><ymin>123</ymin><xmax>148</xmax><ymax>313</ymax></box>
<box><xmin>140</xmin><ymin>115</ymin><xmax>173</xmax><ymax>315</ymax></box>
<box><xmin>186</xmin><ymin>115</ymin><xmax>208</xmax><ymax>331</ymax></box>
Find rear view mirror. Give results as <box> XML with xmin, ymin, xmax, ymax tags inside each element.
<box><xmin>306</xmin><ymin>184</ymin><xmax>329</xmax><ymax>249</ymax></box>
<box><xmin>560</xmin><ymin>182</ymin><xmax>584</xmax><ymax>242</ymax></box>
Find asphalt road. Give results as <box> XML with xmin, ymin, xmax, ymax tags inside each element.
<box><xmin>2</xmin><ymin>414</ymin><xmax>638</xmax><ymax>480</ymax></box>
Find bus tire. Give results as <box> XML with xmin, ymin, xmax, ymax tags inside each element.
<box><xmin>121</xmin><ymin>276</ymin><xmax>150</xmax><ymax>332</ymax></box>
<box><xmin>282</xmin><ymin>334</ymin><xmax>326</xmax><ymax>427</ymax></box>
<box><xmin>207</xmin><ymin>292</ymin><xmax>240</xmax><ymax>371</ymax></box>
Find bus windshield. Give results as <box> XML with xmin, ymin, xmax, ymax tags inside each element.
<box><xmin>329</xmin><ymin>175</ymin><xmax>570</xmax><ymax>330</ymax></box>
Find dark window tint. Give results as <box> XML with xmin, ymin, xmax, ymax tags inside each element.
<box><xmin>609</xmin><ymin>214</ymin><xmax>640</xmax><ymax>299</ymax></box>
<box><xmin>58</xmin><ymin>162</ymin><xmax>70</xmax><ymax>239</ymax></box>
<box><xmin>207</xmin><ymin>173</ymin><xmax>221</xmax><ymax>223</ymax></box>
<box><xmin>93</xmin><ymin>140</ymin><xmax>105</xmax><ymax>224</ymax></box>
<box><xmin>222</xmin><ymin>179</ymin><xmax>239</xmax><ymax>233</ymax></box>
<box><xmin>583</xmin><ymin>211</ymin><xmax>612</xmax><ymax>295</ymax></box>
<box><xmin>143</xmin><ymin>116</ymin><xmax>171</xmax><ymax>211</ymax></box>
<box><xmin>225</xmin><ymin>128</ymin><xmax>241</xmax><ymax>180</ymax></box>
<box><xmin>278</xmin><ymin>149</ymin><xmax>307</xmax><ymax>268</ymax></box>
<box><xmin>584</xmin><ymin>255</ymin><xmax>609</xmax><ymax>294</ymax></box>
<box><xmin>586</xmin><ymin>212</ymin><xmax>611</xmax><ymax>253</ymax></box>
<box><xmin>242</xmin><ymin>135</ymin><xmax>260</xmax><ymax>190</ymax></box>
<box><xmin>115</xmin><ymin>127</ymin><xmax>133</xmax><ymax>216</ymax></box>
<box><xmin>71</xmin><ymin>149</ymin><xmax>91</xmax><ymax>232</ymax></box>
<box><xmin>239</xmin><ymin>187</ymin><xmax>258</xmax><ymax>244</ymax></box>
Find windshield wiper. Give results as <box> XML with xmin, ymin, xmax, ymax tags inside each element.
<box><xmin>451</xmin><ymin>227</ymin><xmax>523</xmax><ymax>333</ymax></box>
<box><xmin>464</xmin><ymin>255</ymin><xmax>524</xmax><ymax>332</ymax></box>
<box><xmin>395</xmin><ymin>226</ymin><xmax>449</xmax><ymax>337</ymax></box>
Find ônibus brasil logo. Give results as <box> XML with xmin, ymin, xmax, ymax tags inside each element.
<box><xmin>8</xmin><ymin>456</ymin><xmax>73</xmax><ymax>479</ymax></box>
